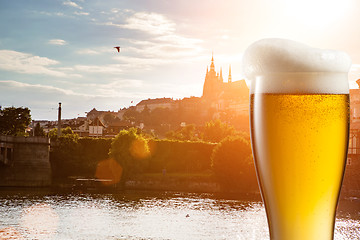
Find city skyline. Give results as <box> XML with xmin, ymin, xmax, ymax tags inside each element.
<box><xmin>1</xmin><ymin>0</ymin><xmax>360</xmax><ymax>120</ymax></box>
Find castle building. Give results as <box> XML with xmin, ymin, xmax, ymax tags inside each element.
<box><xmin>136</xmin><ymin>97</ymin><xmax>175</xmax><ymax>112</ymax></box>
<box><xmin>202</xmin><ymin>54</ymin><xmax>249</xmax><ymax>115</ymax></box>
<box><xmin>202</xmin><ymin>54</ymin><xmax>224</xmax><ymax>101</ymax></box>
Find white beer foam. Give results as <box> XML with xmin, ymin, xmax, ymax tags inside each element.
<box><xmin>242</xmin><ymin>38</ymin><xmax>352</xmax><ymax>94</ymax></box>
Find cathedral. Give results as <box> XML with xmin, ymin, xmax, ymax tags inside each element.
<box><xmin>202</xmin><ymin>54</ymin><xmax>249</xmax><ymax>115</ymax></box>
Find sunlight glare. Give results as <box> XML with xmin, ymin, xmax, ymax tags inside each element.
<box><xmin>130</xmin><ymin>138</ymin><xmax>151</xmax><ymax>160</ymax></box>
<box><xmin>95</xmin><ymin>158</ymin><xmax>123</xmax><ymax>185</ymax></box>
<box><xmin>0</xmin><ymin>227</ymin><xmax>24</xmax><ymax>240</ymax></box>
<box><xmin>285</xmin><ymin>0</ymin><xmax>352</xmax><ymax>27</ymax></box>
<box><xmin>20</xmin><ymin>203</ymin><xmax>58</xmax><ymax>239</ymax></box>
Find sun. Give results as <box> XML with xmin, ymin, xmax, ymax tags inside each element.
<box><xmin>285</xmin><ymin>0</ymin><xmax>352</xmax><ymax>27</ymax></box>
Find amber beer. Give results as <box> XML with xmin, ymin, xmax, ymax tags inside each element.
<box><xmin>250</xmin><ymin>93</ymin><xmax>349</xmax><ymax>239</ymax></box>
<box><xmin>244</xmin><ymin>38</ymin><xmax>351</xmax><ymax>239</ymax></box>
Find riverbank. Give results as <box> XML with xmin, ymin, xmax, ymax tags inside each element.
<box><xmin>51</xmin><ymin>172</ymin><xmax>261</xmax><ymax>196</ymax></box>
<box><xmin>125</xmin><ymin>172</ymin><xmax>222</xmax><ymax>193</ymax></box>
<box><xmin>50</xmin><ymin>173</ymin><xmax>360</xmax><ymax>202</ymax></box>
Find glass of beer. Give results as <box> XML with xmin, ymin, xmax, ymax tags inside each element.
<box><xmin>244</xmin><ymin>39</ymin><xmax>351</xmax><ymax>240</ymax></box>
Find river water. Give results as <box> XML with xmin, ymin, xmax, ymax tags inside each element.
<box><xmin>0</xmin><ymin>189</ymin><xmax>359</xmax><ymax>240</ymax></box>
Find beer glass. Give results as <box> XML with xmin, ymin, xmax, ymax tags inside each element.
<box><xmin>246</xmin><ymin>39</ymin><xmax>350</xmax><ymax>240</ymax></box>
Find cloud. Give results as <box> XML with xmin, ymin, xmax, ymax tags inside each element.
<box><xmin>35</xmin><ymin>11</ymin><xmax>65</xmax><ymax>17</ymax></box>
<box><xmin>0</xmin><ymin>80</ymin><xmax>95</xmax><ymax>119</ymax></box>
<box><xmin>122</xmin><ymin>12</ymin><xmax>176</xmax><ymax>35</ymax></box>
<box><xmin>103</xmin><ymin>11</ymin><xmax>176</xmax><ymax>36</ymax></box>
<box><xmin>0</xmin><ymin>79</ymin><xmax>144</xmax><ymax>100</ymax></box>
<box><xmin>0</xmin><ymin>50</ymin><xmax>66</xmax><ymax>77</ymax></box>
<box><xmin>113</xmin><ymin>38</ymin><xmax>203</xmax><ymax>67</ymax></box>
<box><xmin>74</xmin><ymin>64</ymin><xmax>124</xmax><ymax>74</ymax></box>
<box><xmin>75</xmin><ymin>79</ymin><xmax>145</xmax><ymax>98</ymax></box>
<box><xmin>0</xmin><ymin>80</ymin><xmax>80</xmax><ymax>96</ymax></box>
<box><xmin>0</xmin><ymin>79</ymin><xmax>153</xmax><ymax>119</ymax></box>
<box><xmin>76</xmin><ymin>49</ymin><xmax>100</xmax><ymax>55</ymax></box>
<box><xmin>63</xmin><ymin>1</ymin><xmax>82</xmax><ymax>9</ymax></box>
<box><xmin>48</xmin><ymin>39</ymin><xmax>67</xmax><ymax>45</ymax></box>
<box><xmin>74</xmin><ymin>11</ymin><xmax>89</xmax><ymax>16</ymax></box>
<box><xmin>155</xmin><ymin>34</ymin><xmax>202</xmax><ymax>46</ymax></box>
<box><xmin>103</xmin><ymin>11</ymin><xmax>204</xmax><ymax>63</ymax></box>
<box><xmin>75</xmin><ymin>48</ymin><xmax>175</xmax><ymax>73</ymax></box>
<box><xmin>75</xmin><ymin>46</ymin><xmax>113</xmax><ymax>55</ymax></box>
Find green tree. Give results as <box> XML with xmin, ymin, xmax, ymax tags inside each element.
<box><xmin>211</xmin><ymin>136</ymin><xmax>257</xmax><ymax>192</ymax></box>
<box><xmin>201</xmin><ymin>119</ymin><xmax>238</xmax><ymax>143</ymax></box>
<box><xmin>50</xmin><ymin>137</ymin><xmax>113</xmax><ymax>182</ymax></box>
<box><xmin>0</xmin><ymin>107</ymin><xmax>31</xmax><ymax>136</ymax></box>
<box><xmin>33</xmin><ymin>123</ymin><xmax>45</xmax><ymax>136</ymax></box>
<box><xmin>62</xmin><ymin>126</ymin><xmax>74</xmax><ymax>135</ymax></box>
<box><xmin>50</xmin><ymin>132</ymin><xmax>80</xmax><ymax>180</ymax></box>
<box><xmin>48</xmin><ymin>126</ymin><xmax>76</xmax><ymax>141</ymax></box>
<box><xmin>47</xmin><ymin>128</ymin><xmax>58</xmax><ymax>140</ymax></box>
<box><xmin>109</xmin><ymin>128</ymin><xmax>150</xmax><ymax>186</ymax></box>
<box><xmin>165</xmin><ymin>124</ymin><xmax>199</xmax><ymax>141</ymax></box>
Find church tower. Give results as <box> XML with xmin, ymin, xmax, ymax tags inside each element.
<box><xmin>210</xmin><ymin>53</ymin><xmax>215</xmax><ymax>71</ymax></box>
<box><xmin>202</xmin><ymin>53</ymin><xmax>223</xmax><ymax>100</ymax></box>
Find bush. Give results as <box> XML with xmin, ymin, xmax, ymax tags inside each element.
<box><xmin>147</xmin><ymin>139</ymin><xmax>215</xmax><ymax>173</ymax></box>
<box><xmin>202</xmin><ymin>119</ymin><xmax>238</xmax><ymax>143</ymax></box>
<box><xmin>77</xmin><ymin>137</ymin><xmax>112</xmax><ymax>172</ymax></box>
<box><xmin>211</xmin><ymin>136</ymin><xmax>257</xmax><ymax>192</ymax></box>
<box><xmin>50</xmin><ymin>134</ymin><xmax>80</xmax><ymax>180</ymax></box>
<box><xmin>109</xmin><ymin>128</ymin><xmax>150</xmax><ymax>184</ymax></box>
<box><xmin>48</xmin><ymin>126</ymin><xmax>75</xmax><ymax>141</ymax></box>
<box><xmin>50</xmin><ymin>137</ymin><xmax>112</xmax><ymax>181</ymax></box>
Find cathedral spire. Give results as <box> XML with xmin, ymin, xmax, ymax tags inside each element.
<box><xmin>228</xmin><ymin>65</ymin><xmax>232</xmax><ymax>83</ymax></box>
<box><xmin>210</xmin><ymin>52</ymin><xmax>215</xmax><ymax>71</ymax></box>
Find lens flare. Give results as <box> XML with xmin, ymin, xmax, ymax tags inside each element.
<box><xmin>95</xmin><ymin>158</ymin><xmax>123</xmax><ymax>185</ymax></box>
<box><xmin>130</xmin><ymin>138</ymin><xmax>150</xmax><ymax>160</ymax></box>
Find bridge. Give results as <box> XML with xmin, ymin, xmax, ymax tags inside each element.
<box><xmin>0</xmin><ymin>135</ymin><xmax>51</xmax><ymax>187</ymax></box>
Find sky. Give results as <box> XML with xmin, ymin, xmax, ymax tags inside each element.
<box><xmin>1</xmin><ymin>0</ymin><xmax>360</xmax><ymax>120</ymax></box>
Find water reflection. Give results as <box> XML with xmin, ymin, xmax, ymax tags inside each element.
<box><xmin>20</xmin><ymin>203</ymin><xmax>58</xmax><ymax>239</ymax></box>
<box><xmin>0</xmin><ymin>189</ymin><xmax>359</xmax><ymax>239</ymax></box>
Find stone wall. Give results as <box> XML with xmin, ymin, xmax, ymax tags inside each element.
<box><xmin>0</xmin><ymin>135</ymin><xmax>51</xmax><ymax>187</ymax></box>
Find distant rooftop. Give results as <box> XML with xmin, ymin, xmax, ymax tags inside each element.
<box><xmin>137</xmin><ymin>97</ymin><xmax>175</xmax><ymax>106</ymax></box>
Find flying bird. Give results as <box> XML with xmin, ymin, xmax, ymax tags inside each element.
<box><xmin>114</xmin><ymin>46</ymin><xmax>121</xmax><ymax>52</ymax></box>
